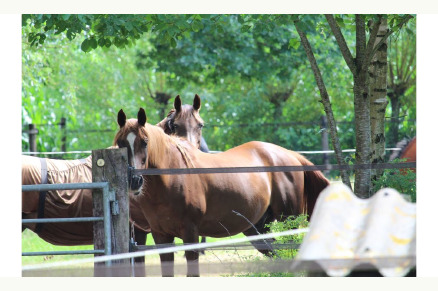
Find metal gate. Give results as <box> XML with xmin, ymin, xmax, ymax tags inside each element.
<box><xmin>22</xmin><ymin>181</ymin><xmax>113</xmax><ymax>265</ymax></box>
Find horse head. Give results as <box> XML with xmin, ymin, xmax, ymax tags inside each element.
<box><xmin>159</xmin><ymin>94</ymin><xmax>204</xmax><ymax>149</ymax></box>
<box><xmin>114</xmin><ymin>108</ymin><xmax>149</xmax><ymax>195</ymax></box>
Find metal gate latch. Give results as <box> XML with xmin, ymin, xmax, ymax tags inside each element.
<box><xmin>111</xmin><ymin>200</ymin><xmax>120</xmax><ymax>215</ymax></box>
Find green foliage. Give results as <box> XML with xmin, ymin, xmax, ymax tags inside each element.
<box><xmin>23</xmin><ymin>14</ymin><xmax>226</xmax><ymax>53</ymax></box>
<box><xmin>236</xmin><ymin>214</ymin><xmax>309</xmax><ymax>277</ymax></box>
<box><xmin>22</xmin><ymin>14</ymin><xmax>416</xmax><ymax>173</ymax></box>
<box><xmin>372</xmin><ymin>159</ymin><xmax>416</xmax><ymax>202</ymax></box>
<box><xmin>267</xmin><ymin>214</ymin><xmax>309</xmax><ymax>259</ymax></box>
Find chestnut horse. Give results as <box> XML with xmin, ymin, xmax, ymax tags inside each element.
<box><xmin>114</xmin><ymin>108</ymin><xmax>330</xmax><ymax>277</ymax></box>
<box><xmin>390</xmin><ymin>136</ymin><xmax>416</xmax><ymax>173</ymax></box>
<box><xmin>22</xmin><ymin>95</ymin><xmax>208</xmax><ymax>275</ymax></box>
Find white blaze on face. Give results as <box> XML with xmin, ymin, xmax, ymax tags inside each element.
<box><xmin>127</xmin><ymin>132</ymin><xmax>137</xmax><ymax>168</ymax></box>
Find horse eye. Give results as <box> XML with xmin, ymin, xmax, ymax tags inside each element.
<box><xmin>141</xmin><ymin>158</ymin><xmax>146</xmax><ymax>165</ymax></box>
<box><xmin>141</xmin><ymin>139</ymin><xmax>147</xmax><ymax>148</ymax></box>
<box><xmin>173</xmin><ymin>123</ymin><xmax>179</xmax><ymax>129</ymax></box>
<box><xmin>199</xmin><ymin>123</ymin><xmax>204</xmax><ymax>129</ymax></box>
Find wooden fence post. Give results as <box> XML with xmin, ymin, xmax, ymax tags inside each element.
<box><xmin>92</xmin><ymin>147</ymin><xmax>131</xmax><ymax>276</ymax></box>
<box><xmin>28</xmin><ymin>124</ymin><xmax>38</xmax><ymax>156</ymax></box>
<box><xmin>60</xmin><ymin>117</ymin><xmax>67</xmax><ymax>153</ymax></box>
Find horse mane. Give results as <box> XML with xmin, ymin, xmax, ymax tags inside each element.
<box><xmin>145</xmin><ymin>124</ymin><xmax>195</xmax><ymax>168</ymax></box>
<box><xmin>291</xmin><ymin>151</ymin><xmax>330</xmax><ymax>218</ymax></box>
<box><xmin>144</xmin><ymin>123</ymin><xmax>175</xmax><ymax>166</ymax></box>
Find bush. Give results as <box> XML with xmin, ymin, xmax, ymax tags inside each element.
<box><xmin>372</xmin><ymin>158</ymin><xmax>416</xmax><ymax>202</ymax></box>
<box><xmin>234</xmin><ymin>214</ymin><xmax>309</xmax><ymax>277</ymax></box>
<box><xmin>267</xmin><ymin>214</ymin><xmax>309</xmax><ymax>259</ymax></box>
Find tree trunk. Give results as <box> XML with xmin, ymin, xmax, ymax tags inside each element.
<box><xmin>353</xmin><ymin>72</ymin><xmax>372</xmax><ymax>198</ymax></box>
<box><xmin>369</xmin><ymin>18</ymin><xmax>389</xmax><ymax>183</ymax></box>
<box><xmin>352</xmin><ymin>15</ymin><xmax>372</xmax><ymax>198</ymax></box>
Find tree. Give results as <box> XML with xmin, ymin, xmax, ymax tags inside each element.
<box><xmin>23</xmin><ymin>14</ymin><xmax>223</xmax><ymax>52</ymax></box>
<box><xmin>22</xmin><ymin>14</ymin><xmax>415</xmax><ymax>188</ymax></box>
<box><xmin>369</xmin><ymin>18</ymin><xmax>389</xmax><ymax>182</ymax></box>
<box><xmin>324</xmin><ymin>14</ymin><xmax>414</xmax><ymax>197</ymax></box>
<box><xmin>387</xmin><ymin>22</ymin><xmax>416</xmax><ymax>147</ymax></box>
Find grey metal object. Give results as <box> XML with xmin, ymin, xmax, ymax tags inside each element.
<box><xmin>22</xmin><ymin>182</ymin><xmax>109</xmax><ymax>192</ymax></box>
<box><xmin>111</xmin><ymin>201</ymin><xmax>120</xmax><ymax>216</ymax></box>
<box><xmin>22</xmin><ymin>217</ymin><xmax>104</xmax><ymax>224</ymax></box>
<box><xmin>22</xmin><ymin>181</ymin><xmax>113</xmax><ymax>265</ymax></box>
<box><xmin>23</xmin><ymin>250</ymin><xmax>106</xmax><ymax>256</ymax></box>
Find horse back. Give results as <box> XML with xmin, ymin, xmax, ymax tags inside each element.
<box><xmin>22</xmin><ymin>155</ymin><xmax>95</xmax><ymax>245</ymax></box>
<box><xmin>22</xmin><ymin>155</ymin><xmax>43</xmax><ymax>213</ymax></box>
<box><xmin>401</xmin><ymin>137</ymin><xmax>416</xmax><ymax>163</ymax></box>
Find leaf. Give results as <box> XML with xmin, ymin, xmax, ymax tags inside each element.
<box><xmin>125</xmin><ymin>22</ymin><xmax>133</xmax><ymax>31</ymax></box>
<box><xmin>191</xmin><ymin>20</ymin><xmax>204</xmax><ymax>32</ymax></box>
<box><xmin>288</xmin><ymin>38</ymin><xmax>300</xmax><ymax>50</ymax></box>
<box><xmin>170</xmin><ymin>37</ymin><xmax>177</xmax><ymax>48</ymax></box>
<box><xmin>22</xmin><ymin>14</ymin><xmax>31</xmax><ymax>26</ymax></box>
<box><xmin>98</xmin><ymin>37</ymin><xmax>106</xmax><ymax>47</ymax></box>
<box><xmin>81</xmin><ymin>39</ymin><xmax>90</xmax><ymax>52</ymax></box>
<box><xmin>241</xmin><ymin>24</ymin><xmax>251</xmax><ymax>33</ymax></box>
<box><xmin>238</xmin><ymin>15</ymin><xmax>245</xmax><ymax>24</ymax></box>
<box><xmin>66</xmin><ymin>29</ymin><xmax>76</xmax><ymax>40</ymax></box>
<box><xmin>62</xmin><ymin>14</ymin><xmax>70</xmax><ymax>21</ymax></box>
<box><xmin>89</xmin><ymin>37</ymin><xmax>98</xmax><ymax>49</ymax></box>
<box><xmin>335</xmin><ymin>16</ymin><xmax>345</xmax><ymax>28</ymax></box>
<box><xmin>38</xmin><ymin>33</ymin><xmax>46</xmax><ymax>44</ymax></box>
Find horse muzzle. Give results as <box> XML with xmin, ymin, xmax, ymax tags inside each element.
<box><xmin>128</xmin><ymin>166</ymin><xmax>143</xmax><ymax>195</ymax></box>
<box><xmin>129</xmin><ymin>175</ymin><xmax>143</xmax><ymax>194</ymax></box>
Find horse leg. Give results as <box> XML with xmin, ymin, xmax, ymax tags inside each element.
<box><xmin>183</xmin><ymin>224</ymin><xmax>200</xmax><ymax>277</ymax></box>
<box><xmin>242</xmin><ymin>207</ymin><xmax>276</xmax><ymax>257</ymax></box>
<box><xmin>152</xmin><ymin>232</ymin><xmax>175</xmax><ymax>277</ymax></box>
<box><xmin>133</xmin><ymin>228</ymin><xmax>147</xmax><ymax>277</ymax></box>
<box><xmin>199</xmin><ymin>236</ymin><xmax>206</xmax><ymax>255</ymax></box>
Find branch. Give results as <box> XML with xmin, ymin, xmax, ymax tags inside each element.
<box><xmin>403</xmin><ymin>44</ymin><xmax>416</xmax><ymax>83</ymax></box>
<box><xmin>294</xmin><ymin>21</ymin><xmax>352</xmax><ymax>189</ymax></box>
<box><xmin>362</xmin><ymin>15</ymin><xmax>382</xmax><ymax>73</ymax></box>
<box><xmin>144</xmin><ymin>78</ymin><xmax>155</xmax><ymax>100</ymax></box>
<box><xmin>325</xmin><ymin>15</ymin><xmax>357</xmax><ymax>76</ymax></box>
<box><xmin>355</xmin><ymin>14</ymin><xmax>367</xmax><ymax>72</ymax></box>
<box><xmin>363</xmin><ymin>15</ymin><xmax>414</xmax><ymax>73</ymax></box>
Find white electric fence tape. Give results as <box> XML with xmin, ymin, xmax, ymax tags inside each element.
<box><xmin>22</xmin><ymin>228</ymin><xmax>309</xmax><ymax>271</ymax></box>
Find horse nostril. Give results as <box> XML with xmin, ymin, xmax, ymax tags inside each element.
<box><xmin>130</xmin><ymin>175</ymin><xmax>143</xmax><ymax>191</ymax></box>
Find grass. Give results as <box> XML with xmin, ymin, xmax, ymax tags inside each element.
<box><xmin>22</xmin><ymin>229</ymin><xmax>246</xmax><ymax>266</ymax></box>
<box><xmin>22</xmin><ymin>229</ymin><xmax>95</xmax><ymax>266</ymax></box>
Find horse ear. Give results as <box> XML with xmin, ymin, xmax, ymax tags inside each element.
<box><xmin>174</xmin><ymin>95</ymin><xmax>182</xmax><ymax>112</ymax></box>
<box><xmin>137</xmin><ymin>108</ymin><xmax>147</xmax><ymax>126</ymax></box>
<box><xmin>117</xmin><ymin>109</ymin><xmax>126</xmax><ymax>128</ymax></box>
<box><xmin>193</xmin><ymin>94</ymin><xmax>201</xmax><ymax>111</ymax></box>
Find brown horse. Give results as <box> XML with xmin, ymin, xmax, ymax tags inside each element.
<box><xmin>22</xmin><ymin>155</ymin><xmax>95</xmax><ymax>245</ymax></box>
<box><xmin>132</xmin><ymin>94</ymin><xmax>208</xmax><ymax>258</ymax></box>
<box><xmin>114</xmin><ymin>108</ymin><xmax>330</xmax><ymax>277</ymax></box>
<box><xmin>22</xmin><ymin>96</ymin><xmax>208</xmax><ymax>273</ymax></box>
<box><xmin>157</xmin><ymin>94</ymin><xmax>204</xmax><ymax>149</ymax></box>
<box><xmin>390</xmin><ymin>136</ymin><xmax>416</xmax><ymax>173</ymax></box>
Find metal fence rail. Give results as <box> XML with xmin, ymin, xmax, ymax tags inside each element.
<box><xmin>22</xmin><ymin>182</ymin><xmax>112</xmax><ymax>261</ymax></box>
